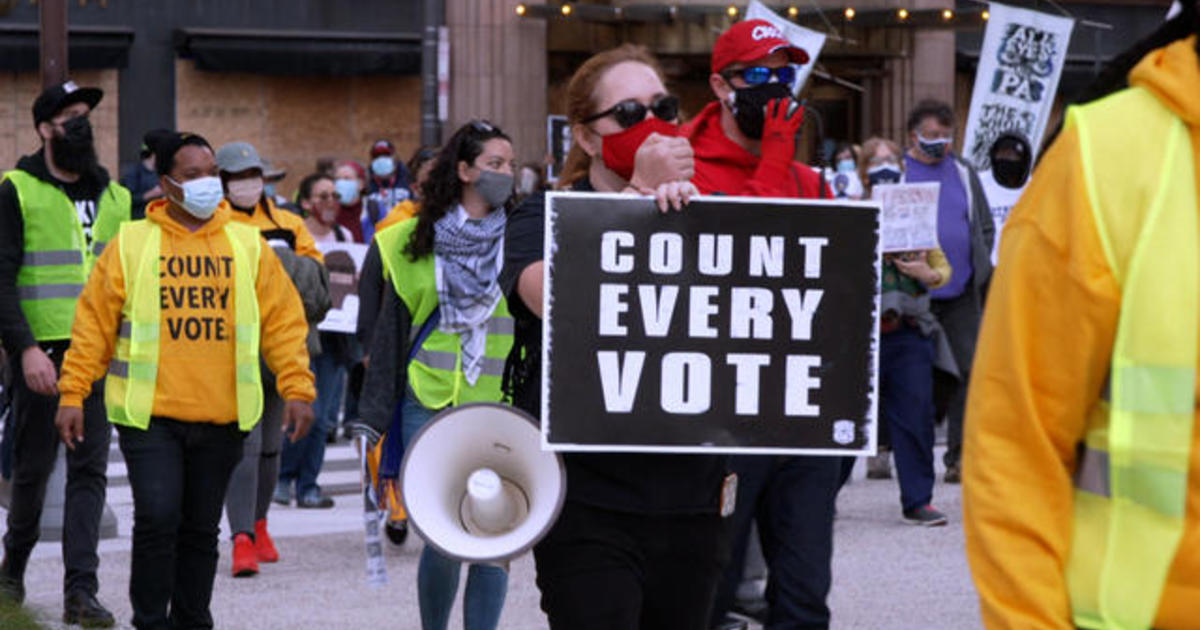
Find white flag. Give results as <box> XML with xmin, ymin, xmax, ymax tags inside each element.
<box><xmin>745</xmin><ymin>0</ymin><xmax>827</xmax><ymax>95</ymax></box>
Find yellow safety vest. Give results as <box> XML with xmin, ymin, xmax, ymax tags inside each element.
<box><xmin>373</xmin><ymin>218</ymin><xmax>514</xmax><ymax>410</ymax></box>
<box><xmin>1064</xmin><ymin>86</ymin><xmax>1199</xmax><ymax>629</ymax></box>
<box><xmin>3</xmin><ymin>169</ymin><xmax>130</xmax><ymax>341</ymax></box>
<box><xmin>107</xmin><ymin>219</ymin><xmax>264</xmax><ymax>431</ymax></box>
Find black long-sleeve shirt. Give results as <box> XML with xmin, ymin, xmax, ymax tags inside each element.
<box><xmin>0</xmin><ymin>150</ymin><xmax>110</xmax><ymax>356</ymax></box>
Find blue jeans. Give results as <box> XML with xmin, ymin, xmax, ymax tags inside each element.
<box><xmin>279</xmin><ymin>352</ymin><xmax>345</xmax><ymax>498</ymax></box>
<box><xmin>881</xmin><ymin>326</ymin><xmax>936</xmax><ymax>512</ymax></box>
<box><xmin>401</xmin><ymin>396</ymin><xmax>508</xmax><ymax>630</ymax></box>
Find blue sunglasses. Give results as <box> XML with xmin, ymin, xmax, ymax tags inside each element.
<box><xmin>723</xmin><ymin>65</ymin><xmax>797</xmax><ymax>87</ymax></box>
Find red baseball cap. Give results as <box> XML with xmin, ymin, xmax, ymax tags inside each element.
<box><xmin>370</xmin><ymin>139</ymin><xmax>395</xmax><ymax>157</ymax></box>
<box><xmin>711</xmin><ymin>19</ymin><xmax>810</xmax><ymax>74</ymax></box>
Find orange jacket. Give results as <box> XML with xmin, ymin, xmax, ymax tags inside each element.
<box><xmin>964</xmin><ymin>37</ymin><xmax>1200</xmax><ymax>630</ymax></box>
<box><xmin>58</xmin><ymin>199</ymin><xmax>315</xmax><ymax>423</ymax></box>
<box><xmin>230</xmin><ymin>198</ymin><xmax>323</xmax><ymax>262</ymax></box>
<box><xmin>375</xmin><ymin>199</ymin><xmax>419</xmax><ymax>233</ymax></box>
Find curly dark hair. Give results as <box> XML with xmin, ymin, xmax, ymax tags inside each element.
<box><xmin>405</xmin><ymin>120</ymin><xmax>511</xmax><ymax>261</ymax></box>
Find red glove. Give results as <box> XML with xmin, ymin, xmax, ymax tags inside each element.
<box><xmin>759</xmin><ymin>98</ymin><xmax>805</xmax><ymax>166</ymax></box>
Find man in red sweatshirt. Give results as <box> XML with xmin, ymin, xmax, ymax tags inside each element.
<box><xmin>686</xmin><ymin>19</ymin><xmax>839</xmax><ymax>630</ymax></box>
<box><xmin>682</xmin><ymin>19</ymin><xmax>825</xmax><ymax>199</ymax></box>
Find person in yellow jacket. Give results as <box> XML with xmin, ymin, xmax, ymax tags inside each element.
<box><xmin>53</xmin><ymin>132</ymin><xmax>315</xmax><ymax>629</ymax></box>
<box><xmin>964</xmin><ymin>8</ymin><xmax>1200</xmax><ymax>629</ymax></box>
<box><xmin>0</xmin><ymin>80</ymin><xmax>130</xmax><ymax>626</ymax></box>
<box><xmin>214</xmin><ymin>140</ymin><xmax>331</xmax><ymax>576</ymax></box>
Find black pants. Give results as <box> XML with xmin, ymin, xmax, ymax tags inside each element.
<box><xmin>711</xmin><ymin>456</ymin><xmax>840</xmax><ymax>630</ymax></box>
<box><xmin>931</xmin><ymin>291</ymin><xmax>981</xmax><ymax>469</ymax></box>
<box><xmin>118</xmin><ymin>418</ymin><xmax>244</xmax><ymax>630</ymax></box>
<box><xmin>2</xmin><ymin>342</ymin><xmax>109</xmax><ymax>596</ymax></box>
<box><xmin>534</xmin><ymin>501</ymin><xmax>726</xmax><ymax>630</ymax></box>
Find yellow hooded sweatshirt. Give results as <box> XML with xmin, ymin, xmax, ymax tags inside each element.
<box><xmin>229</xmin><ymin>197</ymin><xmax>324</xmax><ymax>262</ymax></box>
<box><xmin>58</xmin><ymin>199</ymin><xmax>315</xmax><ymax>423</ymax></box>
<box><xmin>964</xmin><ymin>37</ymin><xmax>1200</xmax><ymax>629</ymax></box>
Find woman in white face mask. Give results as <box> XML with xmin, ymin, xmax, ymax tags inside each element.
<box><xmin>213</xmin><ymin>141</ymin><xmax>331</xmax><ymax>576</ymax></box>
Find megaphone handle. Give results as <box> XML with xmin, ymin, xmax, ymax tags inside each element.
<box><xmin>356</xmin><ymin>435</ymin><xmax>389</xmax><ymax>586</ymax></box>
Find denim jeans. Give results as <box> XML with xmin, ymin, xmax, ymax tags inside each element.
<box><xmin>401</xmin><ymin>396</ymin><xmax>508</xmax><ymax>630</ymax></box>
<box><xmin>881</xmin><ymin>326</ymin><xmax>937</xmax><ymax>512</ymax></box>
<box><xmin>279</xmin><ymin>352</ymin><xmax>345</xmax><ymax>498</ymax></box>
<box><xmin>118</xmin><ymin>419</ymin><xmax>244</xmax><ymax>630</ymax></box>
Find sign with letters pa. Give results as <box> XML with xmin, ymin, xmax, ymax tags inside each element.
<box><xmin>961</xmin><ymin>2</ymin><xmax>1074</xmax><ymax>170</ymax></box>
<box><xmin>542</xmin><ymin>193</ymin><xmax>881</xmax><ymax>455</ymax></box>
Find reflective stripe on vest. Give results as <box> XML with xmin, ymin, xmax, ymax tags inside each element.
<box><xmin>105</xmin><ymin>219</ymin><xmax>264</xmax><ymax>431</ymax></box>
<box><xmin>3</xmin><ymin>170</ymin><xmax>131</xmax><ymax>341</ymax></box>
<box><xmin>374</xmin><ymin>219</ymin><xmax>514</xmax><ymax>410</ymax></box>
<box><xmin>1065</xmin><ymin>86</ymin><xmax>1199</xmax><ymax>630</ymax></box>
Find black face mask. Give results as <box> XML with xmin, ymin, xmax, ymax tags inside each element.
<box><xmin>992</xmin><ymin>158</ymin><xmax>1029</xmax><ymax>189</ymax></box>
<box><xmin>867</xmin><ymin>166</ymin><xmax>903</xmax><ymax>187</ymax></box>
<box><xmin>50</xmin><ymin>116</ymin><xmax>97</xmax><ymax>175</ymax></box>
<box><xmin>729</xmin><ymin>82</ymin><xmax>792</xmax><ymax>140</ymax></box>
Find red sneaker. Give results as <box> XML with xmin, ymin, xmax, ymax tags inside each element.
<box><xmin>232</xmin><ymin>533</ymin><xmax>259</xmax><ymax>577</ymax></box>
<box><xmin>255</xmin><ymin>518</ymin><xmax>279</xmax><ymax>563</ymax></box>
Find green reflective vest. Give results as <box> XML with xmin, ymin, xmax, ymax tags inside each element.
<box><xmin>3</xmin><ymin>169</ymin><xmax>131</xmax><ymax>342</ymax></box>
<box><xmin>374</xmin><ymin>218</ymin><xmax>514</xmax><ymax>410</ymax></box>
<box><xmin>107</xmin><ymin>219</ymin><xmax>264</xmax><ymax>431</ymax></box>
<box><xmin>1064</xmin><ymin>86</ymin><xmax>1198</xmax><ymax>629</ymax></box>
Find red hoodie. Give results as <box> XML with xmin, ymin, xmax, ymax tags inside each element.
<box><xmin>682</xmin><ymin>101</ymin><xmax>828</xmax><ymax>199</ymax></box>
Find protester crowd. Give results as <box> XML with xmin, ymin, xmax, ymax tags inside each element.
<box><xmin>0</xmin><ymin>5</ymin><xmax>1197</xmax><ymax>630</ymax></box>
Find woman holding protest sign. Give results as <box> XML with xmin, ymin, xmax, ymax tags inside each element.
<box><xmin>350</xmin><ymin>120</ymin><xmax>517</xmax><ymax>630</ymax></box>
<box><xmin>500</xmin><ymin>44</ymin><xmax>728</xmax><ymax>630</ymax></box>
<box><xmin>858</xmin><ymin>136</ymin><xmax>957</xmax><ymax>526</ymax></box>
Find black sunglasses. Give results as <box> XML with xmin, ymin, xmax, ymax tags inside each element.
<box><xmin>582</xmin><ymin>95</ymin><xmax>680</xmax><ymax>129</ymax></box>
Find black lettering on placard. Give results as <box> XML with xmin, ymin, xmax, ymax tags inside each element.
<box><xmin>157</xmin><ymin>254</ymin><xmax>236</xmax><ymax>343</ymax></box>
<box><xmin>547</xmin><ymin>196</ymin><xmax>879</xmax><ymax>453</ymax></box>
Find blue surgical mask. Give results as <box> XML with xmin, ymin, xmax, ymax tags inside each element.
<box><xmin>836</xmin><ymin>158</ymin><xmax>856</xmax><ymax>174</ymax></box>
<box><xmin>335</xmin><ymin>178</ymin><xmax>360</xmax><ymax>205</ymax></box>
<box><xmin>917</xmin><ymin>134</ymin><xmax>951</xmax><ymax>161</ymax></box>
<box><xmin>169</xmin><ymin>176</ymin><xmax>224</xmax><ymax>220</ymax></box>
<box><xmin>264</xmin><ymin>183</ymin><xmax>277</xmax><ymax>199</ymax></box>
<box><xmin>371</xmin><ymin>156</ymin><xmax>395</xmax><ymax>178</ymax></box>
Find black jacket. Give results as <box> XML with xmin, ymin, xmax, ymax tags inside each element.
<box><xmin>0</xmin><ymin>150</ymin><xmax>112</xmax><ymax>355</ymax></box>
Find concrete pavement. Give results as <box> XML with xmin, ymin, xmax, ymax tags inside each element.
<box><xmin>7</xmin><ymin>444</ymin><xmax>982</xmax><ymax>629</ymax></box>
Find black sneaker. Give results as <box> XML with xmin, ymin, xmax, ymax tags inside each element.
<box><xmin>903</xmin><ymin>505</ymin><xmax>948</xmax><ymax>527</ymax></box>
<box><xmin>0</xmin><ymin>557</ymin><xmax>24</xmax><ymax>604</ymax></box>
<box><xmin>63</xmin><ymin>591</ymin><xmax>115</xmax><ymax>628</ymax></box>
<box><xmin>944</xmin><ymin>463</ymin><xmax>962</xmax><ymax>484</ymax></box>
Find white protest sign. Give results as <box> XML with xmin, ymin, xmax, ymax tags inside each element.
<box><xmin>961</xmin><ymin>3</ymin><xmax>1074</xmax><ymax>170</ymax></box>
<box><xmin>317</xmin><ymin>241</ymin><xmax>369</xmax><ymax>333</ymax></box>
<box><xmin>872</xmin><ymin>183</ymin><xmax>941</xmax><ymax>253</ymax></box>
<box><xmin>746</xmin><ymin>0</ymin><xmax>827</xmax><ymax>95</ymax></box>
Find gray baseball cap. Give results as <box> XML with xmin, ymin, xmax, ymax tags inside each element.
<box><xmin>215</xmin><ymin>141</ymin><xmax>265</xmax><ymax>174</ymax></box>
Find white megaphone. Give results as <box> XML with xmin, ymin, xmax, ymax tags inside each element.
<box><xmin>401</xmin><ymin>403</ymin><xmax>566</xmax><ymax>563</ymax></box>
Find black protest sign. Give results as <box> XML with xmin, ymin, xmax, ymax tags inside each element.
<box><xmin>542</xmin><ymin>193</ymin><xmax>880</xmax><ymax>455</ymax></box>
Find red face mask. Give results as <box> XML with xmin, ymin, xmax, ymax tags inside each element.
<box><xmin>600</xmin><ymin>117</ymin><xmax>680</xmax><ymax>181</ymax></box>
